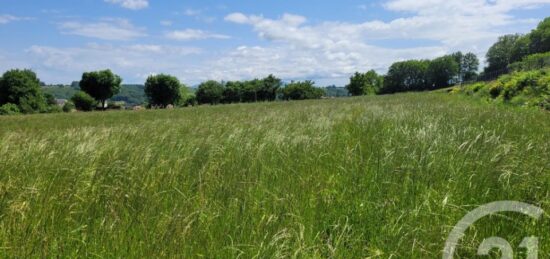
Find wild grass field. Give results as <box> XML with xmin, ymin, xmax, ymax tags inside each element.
<box><xmin>0</xmin><ymin>93</ymin><xmax>549</xmax><ymax>258</ymax></box>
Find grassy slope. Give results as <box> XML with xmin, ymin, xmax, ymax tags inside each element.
<box><xmin>0</xmin><ymin>93</ymin><xmax>549</xmax><ymax>257</ymax></box>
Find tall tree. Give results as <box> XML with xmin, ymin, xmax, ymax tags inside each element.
<box><xmin>144</xmin><ymin>74</ymin><xmax>182</xmax><ymax>108</ymax></box>
<box><xmin>0</xmin><ymin>69</ymin><xmax>47</xmax><ymax>114</ymax></box>
<box><xmin>485</xmin><ymin>34</ymin><xmax>521</xmax><ymax>74</ymax></box>
<box><xmin>461</xmin><ymin>53</ymin><xmax>480</xmax><ymax>81</ymax></box>
<box><xmin>529</xmin><ymin>17</ymin><xmax>550</xmax><ymax>54</ymax></box>
<box><xmin>427</xmin><ymin>56</ymin><xmax>459</xmax><ymax>88</ymax></box>
<box><xmin>223</xmin><ymin>81</ymin><xmax>243</xmax><ymax>103</ymax></box>
<box><xmin>382</xmin><ymin>60</ymin><xmax>430</xmax><ymax>93</ymax></box>
<box><xmin>510</xmin><ymin>35</ymin><xmax>532</xmax><ymax>63</ymax></box>
<box><xmin>79</xmin><ymin>69</ymin><xmax>122</xmax><ymax>109</ymax></box>
<box><xmin>346</xmin><ymin>70</ymin><xmax>383</xmax><ymax>96</ymax></box>
<box><xmin>258</xmin><ymin>75</ymin><xmax>282</xmax><ymax>101</ymax></box>
<box><xmin>196</xmin><ymin>80</ymin><xmax>224</xmax><ymax>105</ymax></box>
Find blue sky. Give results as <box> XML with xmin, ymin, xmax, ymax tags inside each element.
<box><xmin>1</xmin><ymin>0</ymin><xmax>550</xmax><ymax>85</ymax></box>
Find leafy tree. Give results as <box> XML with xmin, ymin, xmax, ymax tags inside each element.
<box><xmin>0</xmin><ymin>69</ymin><xmax>47</xmax><ymax>113</ymax></box>
<box><xmin>427</xmin><ymin>56</ymin><xmax>459</xmax><ymax>88</ymax></box>
<box><xmin>144</xmin><ymin>74</ymin><xmax>182</xmax><ymax>108</ymax></box>
<box><xmin>196</xmin><ymin>80</ymin><xmax>224</xmax><ymax>105</ymax></box>
<box><xmin>452</xmin><ymin>52</ymin><xmax>479</xmax><ymax>82</ymax></box>
<box><xmin>529</xmin><ymin>17</ymin><xmax>550</xmax><ymax>54</ymax></box>
<box><xmin>0</xmin><ymin>103</ymin><xmax>20</xmax><ymax>115</ymax></box>
<box><xmin>223</xmin><ymin>81</ymin><xmax>243</xmax><ymax>103</ymax></box>
<box><xmin>258</xmin><ymin>75</ymin><xmax>282</xmax><ymax>101</ymax></box>
<box><xmin>461</xmin><ymin>53</ymin><xmax>480</xmax><ymax>81</ymax></box>
<box><xmin>281</xmin><ymin>80</ymin><xmax>324</xmax><ymax>100</ymax></box>
<box><xmin>485</xmin><ymin>34</ymin><xmax>521</xmax><ymax>74</ymax></box>
<box><xmin>510</xmin><ymin>35</ymin><xmax>532</xmax><ymax>63</ymax></box>
<box><xmin>70</xmin><ymin>81</ymin><xmax>80</xmax><ymax>88</ymax></box>
<box><xmin>44</xmin><ymin>92</ymin><xmax>57</xmax><ymax>106</ymax></box>
<box><xmin>71</xmin><ymin>91</ymin><xmax>96</xmax><ymax>111</ymax></box>
<box><xmin>241</xmin><ymin>80</ymin><xmax>262</xmax><ymax>102</ymax></box>
<box><xmin>62</xmin><ymin>101</ymin><xmax>75</xmax><ymax>112</ymax></box>
<box><xmin>79</xmin><ymin>69</ymin><xmax>122</xmax><ymax>109</ymax></box>
<box><xmin>346</xmin><ymin>70</ymin><xmax>383</xmax><ymax>96</ymax></box>
<box><xmin>382</xmin><ymin>60</ymin><xmax>430</xmax><ymax>93</ymax></box>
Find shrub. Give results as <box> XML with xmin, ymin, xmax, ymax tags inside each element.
<box><xmin>63</xmin><ymin>101</ymin><xmax>75</xmax><ymax>112</ymax></box>
<box><xmin>281</xmin><ymin>81</ymin><xmax>324</xmax><ymax>100</ymax></box>
<box><xmin>196</xmin><ymin>81</ymin><xmax>224</xmax><ymax>105</ymax></box>
<box><xmin>71</xmin><ymin>91</ymin><xmax>97</xmax><ymax>111</ymax></box>
<box><xmin>0</xmin><ymin>103</ymin><xmax>21</xmax><ymax>115</ymax></box>
<box><xmin>0</xmin><ymin>69</ymin><xmax>48</xmax><ymax>114</ymax></box>
<box><xmin>144</xmin><ymin>74</ymin><xmax>182</xmax><ymax>108</ymax></box>
<box><xmin>489</xmin><ymin>83</ymin><xmax>503</xmax><ymax>98</ymax></box>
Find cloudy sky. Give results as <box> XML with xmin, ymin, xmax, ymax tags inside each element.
<box><xmin>1</xmin><ymin>0</ymin><xmax>549</xmax><ymax>85</ymax></box>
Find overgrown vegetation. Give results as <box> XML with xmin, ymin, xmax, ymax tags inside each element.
<box><xmin>0</xmin><ymin>93</ymin><xmax>548</xmax><ymax>257</ymax></box>
<box><xmin>453</xmin><ymin>68</ymin><xmax>550</xmax><ymax>110</ymax></box>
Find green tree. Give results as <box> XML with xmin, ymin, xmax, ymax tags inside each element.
<box><xmin>485</xmin><ymin>34</ymin><xmax>521</xmax><ymax>74</ymax></box>
<box><xmin>196</xmin><ymin>80</ymin><xmax>224</xmax><ymax>105</ymax></box>
<box><xmin>223</xmin><ymin>81</ymin><xmax>243</xmax><ymax>103</ymax></box>
<box><xmin>79</xmin><ymin>69</ymin><xmax>122</xmax><ymax>109</ymax></box>
<box><xmin>71</xmin><ymin>91</ymin><xmax>97</xmax><ymax>111</ymax></box>
<box><xmin>281</xmin><ymin>80</ymin><xmax>324</xmax><ymax>100</ymax></box>
<box><xmin>258</xmin><ymin>75</ymin><xmax>282</xmax><ymax>101</ymax></box>
<box><xmin>382</xmin><ymin>60</ymin><xmax>430</xmax><ymax>93</ymax></box>
<box><xmin>529</xmin><ymin>17</ymin><xmax>550</xmax><ymax>54</ymax></box>
<box><xmin>461</xmin><ymin>53</ymin><xmax>480</xmax><ymax>81</ymax></box>
<box><xmin>510</xmin><ymin>35</ymin><xmax>532</xmax><ymax>63</ymax></box>
<box><xmin>427</xmin><ymin>56</ymin><xmax>459</xmax><ymax>88</ymax></box>
<box><xmin>346</xmin><ymin>70</ymin><xmax>383</xmax><ymax>96</ymax></box>
<box><xmin>0</xmin><ymin>69</ymin><xmax>48</xmax><ymax>113</ymax></box>
<box><xmin>62</xmin><ymin>101</ymin><xmax>75</xmax><ymax>112</ymax></box>
<box><xmin>452</xmin><ymin>52</ymin><xmax>479</xmax><ymax>82</ymax></box>
<box><xmin>144</xmin><ymin>74</ymin><xmax>182</xmax><ymax>108</ymax></box>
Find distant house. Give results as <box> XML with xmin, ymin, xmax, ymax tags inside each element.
<box><xmin>55</xmin><ymin>99</ymin><xmax>68</xmax><ymax>107</ymax></box>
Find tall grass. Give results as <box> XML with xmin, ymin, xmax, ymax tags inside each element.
<box><xmin>0</xmin><ymin>93</ymin><xmax>549</xmax><ymax>257</ymax></box>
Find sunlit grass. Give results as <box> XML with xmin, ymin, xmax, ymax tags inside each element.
<box><xmin>0</xmin><ymin>93</ymin><xmax>549</xmax><ymax>257</ymax></box>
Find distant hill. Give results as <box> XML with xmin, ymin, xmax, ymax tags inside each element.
<box><xmin>324</xmin><ymin>86</ymin><xmax>349</xmax><ymax>97</ymax></box>
<box><xmin>43</xmin><ymin>84</ymin><xmax>146</xmax><ymax>106</ymax></box>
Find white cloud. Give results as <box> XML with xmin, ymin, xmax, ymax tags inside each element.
<box><xmin>165</xmin><ymin>29</ymin><xmax>230</xmax><ymax>41</ymax></box>
<box><xmin>160</xmin><ymin>20</ymin><xmax>173</xmax><ymax>26</ymax></box>
<box><xmin>104</xmin><ymin>0</ymin><xmax>148</xmax><ymax>10</ymax></box>
<box><xmin>182</xmin><ymin>8</ymin><xmax>216</xmax><ymax>23</ymax></box>
<box><xmin>0</xmin><ymin>14</ymin><xmax>32</xmax><ymax>24</ymax></box>
<box><xmin>58</xmin><ymin>18</ymin><xmax>146</xmax><ymax>41</ymax></box>
<box><xmin>26</xmin><ymin>44</ymin><xmax>202</xmax><ymax>83</ymax></box>
<box><xmin>220</xmin><ymin>1</ymin><xmax>549</xmax><ymax>82</ymax></box>
<box><xmin>7</xmin><ymin>0</ymin><xmax>550</xmax><ymax>85</ymax></box>
<box><xmin>224</xmin><ymin>13</ymin><xmax>250</xmax><ymax>24</ymax></box>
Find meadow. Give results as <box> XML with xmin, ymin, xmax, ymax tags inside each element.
<box><xmin>0</xmin><ymin>92</ymin><xmax>549</xmax><ymax>258</ymax></box>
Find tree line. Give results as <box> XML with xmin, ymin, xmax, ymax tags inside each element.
<box><xmin>0</xmin><ymin>69</ymin><xmax>326</xmax><ymax>115</ymax></box>
<box><xmin>346</xmin><ymin>52</ymin><xmax>480</xmax><ymax>95</ymax></box>
<box><xmin>2</xmin><ymin>16</ymin><xmax>548</xmax><ymax>115</ymax></box>
<box><xmin>345</xmin><ymin>16</ymin><xmax>550</xmax><ymax>96</ymax></box>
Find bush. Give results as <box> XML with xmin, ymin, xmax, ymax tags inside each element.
<box><xmin>281</xmin><ymin>81</ymin><xmax>324</xmax><ymax>100</ymax></box>
<box><xmin>0</xmin><ymin>69</ymin><xmax>48</xmax><ymax>114</ymax></box>
<box><xmin>144</xmin><ymin>74</ymin><xmax>181</xmax><ymax>108</ymax></box>
<box><xmin>508</xmin><ymin>52</ymin><xmax>550</xmax><ymax>71</ymax></box>
<box><xmin>71</xmin><ymin>91</ymin><xmax>96</xmax><ymax>111</ymax></box>
<box><xmin>0</xmin><ymin>103</ymin><xmax>21</xmax><ymax>115</ymax></box>
<box><xmin>457</xmin><ymin>68</ymin><xmax>550</xmax><ymax>110</ymax></box>
<box><xmin>196</xmin><ymin>81</ymin><xmax>224</xmax><ymax>105</ymax></box>
<box><xmin>63</xmin><ymin>101</ymin><xmax>75</xmax><ymax>112</ymax></box>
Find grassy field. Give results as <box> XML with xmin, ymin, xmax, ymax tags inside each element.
<box><xmin>0</xmin><ymin>93</ymin><xmax>549</xmax><ymax>258</ymax></box>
